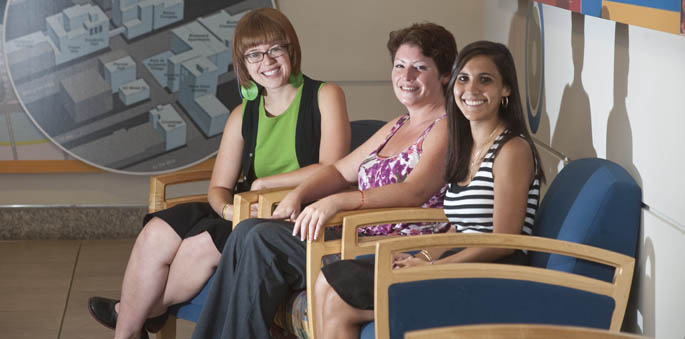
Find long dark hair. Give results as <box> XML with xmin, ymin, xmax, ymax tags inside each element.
<box><xmin>444</xmin><ymin>41</ymin><xmax>544</xmax><ymax>184</ymax></box>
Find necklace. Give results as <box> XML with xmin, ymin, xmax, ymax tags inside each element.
<box><xmin>468</xmin><ymin>124</ymin><xmax>502</xmax><ymax>179</ymax></box>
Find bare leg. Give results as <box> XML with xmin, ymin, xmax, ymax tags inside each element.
<box><xmin>114</xmin><ymin>217</ymin><xmax>181</xmax><ymax>339</ymax></box>
<box><xmin>315</xmin><ymin>272</ymin><xmax>373</xmax><ymax>339</ymax></box>
<box><xmin>154</xmin><ymin>231</ymin><xmax>220</xmax><ymax>315</ymax></box>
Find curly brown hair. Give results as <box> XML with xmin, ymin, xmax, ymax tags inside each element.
<box><xmin>386</xmin><ymin>22</ymin><xmax>457</xmax><ymax>80</ymax></box>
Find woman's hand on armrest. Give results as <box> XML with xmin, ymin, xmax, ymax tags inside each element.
<box><xmin>268</xmin><ymin>189</ymin><xmax>303</xmax><ymax>221</ymax></box>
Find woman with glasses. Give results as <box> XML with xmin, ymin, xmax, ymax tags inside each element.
<box><xmin>88</xmin><ymin>8</ymin><xmax>350</xmax><ymax>339</ymax></box>
<box><xmin>191</xmin><ymin>22</ymin><xmax>457</xmax><ymax>339</ymax></box>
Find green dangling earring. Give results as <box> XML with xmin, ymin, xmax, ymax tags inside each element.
<box><xmin>288</xmin><ymin>72</ymin><xmax>304</xmax><ymax>88</ymax></box>
<box><xmin>240</xmin><ymin>80</ymin><xmax>259</xmax><ymax>101</ymax></box>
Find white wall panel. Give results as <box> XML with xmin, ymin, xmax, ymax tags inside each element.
<box><xmin>482</xmin><ymin>1</ymin><xmax>685</xmax><ymax>337</ymax></box>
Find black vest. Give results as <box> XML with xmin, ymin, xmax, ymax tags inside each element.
<box><xmin>236</xmin><ymin>75</ymin><xmax>323</xmax><ymax>193</ymax></box>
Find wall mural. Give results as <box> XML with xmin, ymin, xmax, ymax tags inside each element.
<box><xmin>536</xmin><ymin>0</ymin><xmax>684</xmax><ymax>35</ymax></box>
<box><xmin>525</xmin><ymin>2</ymin><xmax>545</xmax><ymax>135</ymax></box>
<box><xmin>1</xmin><ymin>0</ymin><xmax>273</xmax><ymax>174</ymax></box>
<box><xmin>0</xmin><ymin>0</ymin><xmax>72</xmax><ymax>164</ymax></box>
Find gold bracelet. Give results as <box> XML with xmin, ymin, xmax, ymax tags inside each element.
<box><xmin>221</xmin><ymin>204</ymin><xmax>229</xmax><ymax>220</ymax></box>
<box><xmin>419</xmin><ymin>249</ymin><xmax>433</xmax><ymax>264</ymax></box>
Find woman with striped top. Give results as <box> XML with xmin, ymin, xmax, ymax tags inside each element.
<box><xmin>314</xmin><ymin>40</ymin><xmax>544</xmax><ymax>338</ymax></box>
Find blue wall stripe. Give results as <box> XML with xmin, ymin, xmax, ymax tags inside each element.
<box><xmin>581</xmin><ymin>0</ymin><xmax>603</xmax><ymax>17</ymax></box>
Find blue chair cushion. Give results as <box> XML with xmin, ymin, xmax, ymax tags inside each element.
<box><xmin>360</xmin><ymin>321</ymin><xmax>375</xmax><ymax>339</ymax></box>
<box><xmin>168</xmin><ymin>274</ymin><xmax>215</xmax><ymax>322</ymax></box>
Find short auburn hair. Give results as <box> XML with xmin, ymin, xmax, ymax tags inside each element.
<box><xmin>233</xmin><ymin>8</ymin><xmax>301</xmax><ymax>87</ymax></box>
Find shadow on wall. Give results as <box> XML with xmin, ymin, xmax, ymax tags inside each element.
<box><xmin>606</xmin><ymin>21</ymin><xmax>650</xmax><ymax>336</ymax></box>
<box><xmin>551</xmin><ymin>12</ymin><xmax>597</xmax><ymax>160</ymax></box>
<box><xmin>624</xmin><ymin>229</ymin><xmax>656</xmax><ymax>337</ymax></box>
<box><xmin>606</xmin><ymin>22</ymin><xmax>643</xmax><ymax>188</ymax></box>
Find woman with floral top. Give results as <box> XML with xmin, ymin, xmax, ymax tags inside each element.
<box><xmin>191</xmin><ymin>22</ymin><xmax>458</xmax><ymax>338</ymax></box>
<box><xmin>314</xmin><ymin>40</ymin><xmax>545</xmax><ymax>339</ymax></box>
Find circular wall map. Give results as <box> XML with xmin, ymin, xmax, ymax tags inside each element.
<box><xmin>525</xmin><ymin>2</ymin><xmax>544</xmax><ymax>134</ymax></box>
<box><xmin>3</xmin><ymin>0</ymin><xmax>273</xmax><ymax>174</ymax></box>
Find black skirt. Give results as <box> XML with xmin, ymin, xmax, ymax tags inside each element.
<box><xmin>321</xmin><ymin>249</ymin><xmax>529</xmax><ymax>310</ymax></box>
<box><xmin>321</xmin><ymin>257</ymin><xmax>376</xmax><ymax>310</ymax></box>
<box><xmin>144</xmin><ymin>202</ymin><xmax>233</xmax><ymax>252</ymax></box>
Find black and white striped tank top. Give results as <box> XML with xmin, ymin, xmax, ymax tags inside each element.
<box><xmin>443</xmin><ymin>131</ymin><xmax>540</xmax><ymax>235</ymax></box>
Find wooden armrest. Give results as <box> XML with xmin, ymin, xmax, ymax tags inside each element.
<box><xmin>232</xmin><ymin>187</ymin><xmax>295</xmax><ymax>226</ymax></box>
<box><xmin>405</xmin><ymin>324</ymin><xmax>647</xmax><ymax>339</ymax></box>
<box><xmin>341</xmin><ymin>207</ymin><xmax>447</xmax><ymax>260</ymax></box>
<box><xmin>375</xmin><ymin>233</ymin><xmax>634</xmax><ymax>270</ymax></box>
<box><xmin>256</xmin><ymin>188</ymin><xmax>294</xmax><ymax>218</ymax></box>
<box><xmin>148</xmin><ymin>169</ymin><xmax>213</xmax><ymax>213</ymax></box>
<box><xmin>373</xmin><ymin>233</ymin><xmax>636</xmax><ymax>335</ymax></box>
<box><xmin>304</xmin><ymin>207</ymin><xmax>435</xmax><ymax>339</ymax></box>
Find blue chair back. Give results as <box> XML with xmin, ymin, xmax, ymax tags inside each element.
<box><xmin>351</xmin><ymin>120</ymin><xmax>386</xmax><ymax>151</ymax></box>
<box><xmin>530</xmin><ymin>158</ymin><xmax>641</xmax><ymax>281</ymax></box>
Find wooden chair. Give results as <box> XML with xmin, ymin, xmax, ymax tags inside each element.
<box><xmin>251</xmin><ymin>190</ymin><xmax>427</xmax><ymax>337</ymax></box>
<box><xmin>339</xmin><ymin>157</ymin><xmax>642</xmax><ymax>339</ymax></box>
<box><xmin>150</xmin><ymin>167</ymin><xmax>293</xmax><ymax>338</ymax></box>
<box><xmin>152</xmin><ymin>119</ymin><xmax>387</xmax><ymax>338</ymax></box>
<box><xmin>405</xmin><ymin>323</ymin><xmax>647</xmax><ymax>339</ymax></box>
<box><xmin>295</xmin><ymin>208</ymin><xmax>448</xmax><ymax>338</ymax></box>
<box><xmin>369</xmin><ymin>233</ymin><xmax>635</xmax><ymax>339</ymax></box>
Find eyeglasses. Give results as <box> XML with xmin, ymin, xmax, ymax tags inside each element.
<box><xmin>244</xmin><ymin>45</ymin><xmax>288</xmax><ymax>64</ymax></box>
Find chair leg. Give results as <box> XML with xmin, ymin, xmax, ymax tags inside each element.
<box><xmin>155</xmin><ymin>315</ymin><xmax>177</xmax><ymax>339</ymax></box>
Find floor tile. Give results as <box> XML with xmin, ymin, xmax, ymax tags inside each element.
<box><xmin>62</xmin><ymin>240</ymin><xmax>133</xmax><ymax>339</ymax></box>
<box><xmin>0</xmin><ymin>240</ymin><xmax>80</xmax><ymax>339</ymax></box>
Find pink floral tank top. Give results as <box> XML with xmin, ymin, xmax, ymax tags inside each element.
<box><xmin>357</xmin><ymin>113</ymin><xmax>449</xmax><ymax>236</ymax></box>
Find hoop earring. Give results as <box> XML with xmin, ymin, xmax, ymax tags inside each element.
<box><xmin>240</xmin><ymin>81</ymin><xmax>259</xmax><ymax>101</ymax></box>
<box><xmin>289</xmin><ymin>72</ymin><xmax>303</xmax><ymax>88</ymax></box>
<box><xmin>501</xmin><ymin>96</ymin><xmax>509</xmax><ymax>108</ymax></box>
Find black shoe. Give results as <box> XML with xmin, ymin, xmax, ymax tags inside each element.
<box><xmin>88</xmin><ymin>296</ymin><xmax>169</xmax><ymax>333</ymax></box>
<box><xmin>88</xmin><ymin>296</ymin><xmax>117</xmax><ymax>329</ymax></box>
<box><xmin>144</xmin><ymin>311</ymin><xmax>169</xmax><ymax>333</ymax></box>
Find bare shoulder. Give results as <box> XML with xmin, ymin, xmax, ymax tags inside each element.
<box><xmin>225</xmin><ymin>102</ymin><xmax>245</xmax><ymax>129</ymax></box>
<box><xmin>318</xmin><ymin>82</ymin><xmax>344</xmax><ymax>97</ymax></box>
<box><xmin>377</xmin><ymin>115</ymin><xmax>403</xmax><ymax>134</ymax></box>
<box><xmin>317</xmin><ymin>82</ymin><xmax>345</xmax><ymax>106</ymax></box>
<box><xmin>421</xmin><ymin>116</ymin><xmax>448</xmax><ymax>148</ymax></box>
<box><xmin>229</xmin><ymin>102</ymin><xmax>244</xmax><ymax>117</ymax></box>
<box><xmin>494</xmin><ymin>136</ymin><xmax>534</xmax><ymax>174</ymax></box>
<box><xmin>499</xmin><ymin>136</ymin><xmax>532</xmax><ymax>158</ymax></box>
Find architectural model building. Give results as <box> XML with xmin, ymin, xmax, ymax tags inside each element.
<box><xmin>103</xmin><ymin>56</ymin><xmax>137</xmax><ymax>94</ymax></box>
<box><xmin>59</xmin><ymin>68</ymin><xmax>112</xmax><ymax>123</ymax></box>
<box><xmin>197</xmin><ymin>10</ymin><xmax>246</xmax><ymax>66</ymax></box>
<box><xmin>167</xmin><ymin>20</ymin><xmax>230</xmax><ymax>92</ymax></box>
<box><xmin>150</xmin><ymin>104</ymin><xmax>187</xmax><ymax>151</ymax></box>
<box><xmin>5</xmin><ymin>32</ymin><xmax>56</xmax><ymax>81</ymax></box>
<box><xmin>112</xmin><ymin>0</ymin><xmax>184</xmax><ymax>40</ymax></box>
<box><xmin>46</xmin><ymin>4</ymin><xmax>109</xmax><ymax>65</ymax></box>
<box><xmin>178</xmin><ymin>56</ymin><xmax>228</xmax><ymax>137</ymax></box>
<box><xmin>118</xmin><ymin>78</ymin><xmax>150</xmax><ymax>106</ymax></box>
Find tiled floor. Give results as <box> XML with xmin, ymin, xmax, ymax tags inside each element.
<box><xmin>0</xmin><ymin>240</ymin><xmax>195</xmax><ymax>339</ymax></box>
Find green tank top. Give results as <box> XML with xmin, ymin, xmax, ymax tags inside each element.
<box><xmin>252</xmin><ymin>85</ymin><xmax>303</xmax><ymax>178</ymax></box>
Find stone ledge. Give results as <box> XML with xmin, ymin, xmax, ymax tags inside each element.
<box><xmin>0</xmin><ymin>207</ymin><xmax>147</xmax><ymax>240</ymax></box>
